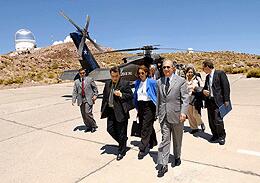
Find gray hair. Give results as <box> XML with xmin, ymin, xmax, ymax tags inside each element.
<box><xmin>149</xmin><ymin>64</ymin><xmax>157</xmax><ymax>69</ymax></box>
<box><xmin>163</xmin><ymin>59</ymin><xmax>176</xmax><ymax>67</ymax></box>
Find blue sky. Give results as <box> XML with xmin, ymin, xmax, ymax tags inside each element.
<box><xmin>0</xmin><ymin>0</ymin><xmax>260</xmax><ymax>55</ymax></box>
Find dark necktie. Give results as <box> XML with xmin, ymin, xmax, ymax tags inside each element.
<box><xmin>81</xmin><ymin>78</ymin><xmax>85</xmax><ymax>98</ymax></box>
<box><xmin>165</xmin><ymin>77</ymin><xmax>170</xmax><ymax>93</ymax></box>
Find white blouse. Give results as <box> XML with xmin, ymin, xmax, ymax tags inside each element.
<box><xmin>137</xmin><ymin>79</ymin><xmax>151</xmax><ymax>101</ymax></box>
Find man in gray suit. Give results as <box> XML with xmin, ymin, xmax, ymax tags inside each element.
<box><xmin>72</xmin><ymin>68</ymin><xmax>98</xmax><ymax>133</ymax></box>
<box><xmin>156</xmin><ymin>59</ymin><xmax>189</xmax><ymax>177</ymax></box>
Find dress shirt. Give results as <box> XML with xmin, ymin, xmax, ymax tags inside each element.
<box><xmin>209</xmin><ymin>69</ymin><xmax>215</xmax><ymax>97</ymax></box>
<box><xmin>137</xmin><ymin>78</ymin><xmax>151</xmax><ymax>101</ymax></box>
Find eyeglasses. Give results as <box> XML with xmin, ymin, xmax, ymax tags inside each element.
<box><xmin>163</xmin><ymin>66</ymin><xmax>171</xmax><ymax>69</ymax></box>
<box><xmin>79</xmin><ymin>72</ymin><xmax>85</xmax><ymax>75</ymax></box>
<box><xmin>138</xmin><ymin>72</ymin><xmax>146</xmax><ymax>75</ymax></box>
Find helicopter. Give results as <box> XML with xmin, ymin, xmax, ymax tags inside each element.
<box><xmin>59</xmin><ymin>12</ymin><xmax>194</xmax><ymax>83</ymax></box>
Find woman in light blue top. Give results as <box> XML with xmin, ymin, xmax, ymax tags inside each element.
<box><xmin>133</xmin><ymin>65</ymin><xmax>157</xmax><ymax>159</ymax></box>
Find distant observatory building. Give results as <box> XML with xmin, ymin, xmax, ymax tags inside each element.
<box><xmin>15</xmin><ymin>29</ymin><xmax>36</xmax><ymax>52</ymax></box>
<box><xmin>187</xmin><ymin>48</ymin><xmax>194</xmax><ymax>53</ymax></box>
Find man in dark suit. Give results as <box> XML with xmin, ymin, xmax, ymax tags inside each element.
<box><xmin>101</xmin><ymin>66</ymin><xmax>134</xmax><ymax>160</ymax></box>
<box><xmin>202</xmin><ymin>60</ymin><xmax>231</xmax><ymax>145</ymax></box>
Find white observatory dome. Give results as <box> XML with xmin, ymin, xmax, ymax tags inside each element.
<box><xmin>187</xmin><ymin>48</ymin><xmax>194</xmax><ymax>53</ymax></box>
<box><xmin>15</xmin><ymin>29</ymin><xmax>36</xmax><ymax>52</ymax></box>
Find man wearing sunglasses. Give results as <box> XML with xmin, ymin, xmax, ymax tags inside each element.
<box><xmin>156</xmin><ymin>59</ymin><xmax>189</xmax><ymax>177</ymax></box>
<box><xmin>72</xmin><ymin>68</ymin><xmax>99</xmax><ymax>133</ymax></box>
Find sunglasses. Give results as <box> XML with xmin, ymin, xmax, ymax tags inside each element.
<box><xmin>79</xmin><ymin>72</ymin><xmax>85</xmax><ymax>75</ymax></box>
<box><xmin>138</xmin><ymin>72</ymin><xmax>146</xmax><ymax>75</ymax></box>
<box><xmin>163</xmin><ymin>66</ymin><xmax>171</xmax><ymax>69</ymax></box>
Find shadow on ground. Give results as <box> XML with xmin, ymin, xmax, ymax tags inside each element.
<box><xmin>100</xmin><ymin>144</ymin><xmax>119</xmax><ymax>155</ymax></box>
<box><xmin>184</xmin><ymin>126</ymin><xmax>213</xmax><ymax>142</ymax></box>
<box><xmin>130</xmin><ymin>140</ymin><xmax>140</xmax><ymax>147</ymax></box>
<box><xmin>100</xmin><ymin>144</ymin><xmax>131</xmax><ymax>155</ymax></box>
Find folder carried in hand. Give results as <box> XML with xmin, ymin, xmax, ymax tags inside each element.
<box><xmin>219</xmin><ymin>101</ymin><xmax>232</xmax><ymax>118</ymax></box>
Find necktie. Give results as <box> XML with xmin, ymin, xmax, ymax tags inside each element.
<box><xmin>165</xmin><ymin>77</ymin><xmax>170</xmax><ymax>93</ymax></box>
<box><xmin>81</xmin><ymin>78</ymin><xmax>85</xmax><ymax>98</ymax></box>
<box><xmin>108</xmin><ymin>84</ymin><xmax>114</xmax><ymax>107</ymax></box>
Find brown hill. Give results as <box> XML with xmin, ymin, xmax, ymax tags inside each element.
<box><xmin>0</xmin><ymin>42</ymin><xmax>259</xmax><ymax>88</ymax></box>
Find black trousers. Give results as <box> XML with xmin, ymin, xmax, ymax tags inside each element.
<box><xmin>138</xmin><ymin>101</ymin><xmax>157</xmax><ymax>152</ymax></box>
<box><xmin>207</xmin><ymin>98</ymin><xmax>226</xmax><ymax>139</ymax></box>
<box><xmin>107</xmin><ymin>108</ymin><xmax>128</xmax><ymax>154</ymax></box>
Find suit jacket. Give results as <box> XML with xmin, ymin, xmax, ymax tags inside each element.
<box><xmin>101</xmin><ymin>79</ymin><xmax>134</xmax><ymax>122</ymax></box>
<box><xmin>203</xmin><ymin>70</ymin><xmax>230</xmax><ymax>107</ymax></box>
<box><xmin>157</xmin><ymin>74</ymin><xmax>189</xmax><ymax>124</ymax></box>
<box><xmin>72</xmin><ymin>76</ymin><xmax>98</xmax><ymax>106</ymax></box>
<box><xmin>133</xmin><ymin>78</ymin><xmax>157</xmax><ymax>109</ymax></box>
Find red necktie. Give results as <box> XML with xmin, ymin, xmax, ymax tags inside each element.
<box><xmin>82</xmin><ymin>78</ymin><xmax>85</xmax><ymax>97</ymax></box>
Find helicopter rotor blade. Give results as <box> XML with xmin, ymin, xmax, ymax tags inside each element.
<box><xmin>87</xmin><ymin>36</ymin><xmax>103</xmax><ymax>52</ymax></box>
<box><xmin>59</xmin><ymin>11</ymin><xmax>82</xmax><ymax>33</ymax></box>
<box><xmin>96</xmin><ymin>47</ymin><xmax>143</xmax><ymax>54</ymax></box>
<box><xmin>94</xmin><ymin>45</ymin><xmax>161</xmax><ymax>55</ymax></box>
<box><xmin>78</xmin><ymin>15</ymin><xmax>90</xmax><ymax>56</ymax></box>
<box><xmin>85</xmin><ymin>15</ymin><xmax>90</xmax><ymax>32</ymax></box>
<box><xmin>150</xmin><ymin>44</ymin><xmax>160</xmax><ymax>47</ymax></box>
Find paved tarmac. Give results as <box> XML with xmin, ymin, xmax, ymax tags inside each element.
<box><xmin>0</xmin><ymin>74</ymin><xmax>260</xmax><ymax>183</ymax></box>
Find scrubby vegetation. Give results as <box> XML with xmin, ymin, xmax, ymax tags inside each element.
<box><xmin>246</xmin><ymin>68</ymin><xmax>260</xmax><ymax>78</ymax></box>
<box><xmin>0</xmin><ymin>42</ymin><xmax>259</xmax><ymax>88</ymax></box>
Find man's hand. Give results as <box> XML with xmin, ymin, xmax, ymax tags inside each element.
<box><xmin>203</xmin><ymin>89</ymin><xmax>210</xmax><ymax>97</ymax></box>
<box><xmin>114</xmin><ymin>90</ymin><xmax>122</xmax><ymax>97</ymax></box>
<box><xmin>180</xmin><ymin>113</ymin><xmax>186</xmax><ymax>123</ymax></box>
<box><xmin>92</xmin><ymin>95</ymin><xmax>97</xmax><ymax>101</ymax></box>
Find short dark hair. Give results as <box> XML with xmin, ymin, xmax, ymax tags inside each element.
<box><xmin>110</xmin><ymin>66</ymin><xmax>120</xmax><ymax>74</ymax></box>
<box><xmin>202</xmin><ymin>60</ymin><xmax>214</xmax><ymax>69</ymax></box>
<box><xmin>79</xmin><ymin>68</ymin><xmax>85</xmax><ymax>72</ymax></box>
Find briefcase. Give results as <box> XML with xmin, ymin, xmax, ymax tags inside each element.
<box><xmin>131</xmin><ymin>120</ymin><xmax>141</xmax><ymax>137</ymax></box>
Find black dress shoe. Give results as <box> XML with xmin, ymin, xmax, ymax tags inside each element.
<box><xmin>116</xmin><ymin>153</ymin><xmax>124</xmax><ymax>161</ymax></box>
<box><xmin>190</xmin><ymin>129</ymin><xmax>199</xmax><ymax>134</ymax></box>
<box><xmin>175</xmin><ymin>158</ymin><xmax>181</xmax><ymax>166</ymax></box>
<box><xmin>91</xmin><ymin>127</ymin><xmax>97</xmax><ymax>133</ymax></box>
<box><xmin>84</xmin><ymin>127</ymin><xmax>91</xmax><ymax>133</ymax></box>
<box><xmin>209</xmin><ymin>136</ymin><xmax>218</xmax><ymax>142</ymax></box>
<box><xmin>138</xmin><ymin>151</ymin><xmax>145</xmax><ymax>160</ymax></box>
<box><xmin>157</xmin><ymin>165</ymin><xmax>168</xmax><ymax>177</ymax></box>
<box><xmin>201</xmin><ymin>124</ymin><xmax>205</xmax><ymax>132</ymax></box>
<box><xmin>218</xmin><ymin>137</ymin><xmax>225</xmax><ymax>145</ymax></box>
